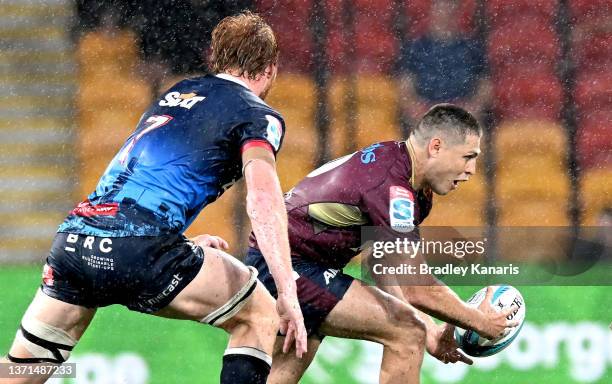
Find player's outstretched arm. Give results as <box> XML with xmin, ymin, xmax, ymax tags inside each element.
<box><xmin>366</xmin><ymin>249</ymin><xmax>515</xmax><ymax>340</ymax></box>
<box><xmin>242</xmin><ymin>146</ymin><xmax>307</xmax><ymax>358</ymax></box>
<box><xmin>402</xmin><ymin>279</ymin><xmax>518</xmax><ymax>340</ymax></box>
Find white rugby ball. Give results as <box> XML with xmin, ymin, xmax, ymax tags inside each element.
<box><xmin>454</xmin><ymin>285</ymin><xmax>526</xmax><ymax>357</ymax></box>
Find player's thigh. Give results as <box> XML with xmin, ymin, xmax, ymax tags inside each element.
<box><xmin>268</xmin><ymin>336</ymin><xmax>322</xmax><ymax>384</ymax></box>
<box><xmin>319</xmin><ymin>280</ymin><xmax>423</xmax><ymax>344</ymax></box>
<box><xmin>155</xmin><ymin>246</ymin><xmax>271</xmax><ymax>322</ymax></box>
<box><xmin>7</xmin><ymin>289</ymin><xmax>96</xmax><ymax>359</ymax></box>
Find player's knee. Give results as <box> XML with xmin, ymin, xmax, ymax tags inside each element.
<box><xmin>241</xmin><ymin>284</ymin><xmax>280</xmax><ymax>332</ymax></box>
<box><xmin>207</xmin><ymin>269</ymin><xmax>279</xmax><ymax>337</ymax></box>
<box><xmin>8</xmin><ymin>315</ymin><xmax>76</xmax><ymax>364</ymax></box>
<box><xmin>201</xmin><ymin>266</ymin><xmax>262</xmax><ymax>327</ymax></box>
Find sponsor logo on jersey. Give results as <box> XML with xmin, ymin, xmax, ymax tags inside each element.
<box><xmin>265</xmin><ymin>115</ymin><xmax>282</xmax><ymax>151</ymax></box>
<box><xmin>159</xmin><ymin>91</ymin><xmax>206</xmax><ymax>109</ymax></box>
<box><xmin>389</xmin><ymin>186</ymin><xmax>415</xmax><ymax>233</ymax></box>
<box><xmin>70</xmin><ymin>200</ymin><xmax>119</xmax><ymax>217</ymax></box>
<box><xmin>360</xmin><ymin>143</ymin><xmax>384</xmax><ymax>164</ymax></box>
<box><xmin>42</xmin><ymin>264</ymin><xmax>54</xmax><ymax>286</ymax></box>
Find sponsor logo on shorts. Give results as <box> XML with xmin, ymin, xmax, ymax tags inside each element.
<box><xmin>265</xmin><ymin>115</ymin><xmax>282</xmax><ymax>151</ymax></box>
<box><xmin>323</xmin><ymin>268</ymin><xmax>339</xmax><ymax>285</ymax></box>
<box><xmin>389</xmin><ymin>186</ymin><xmax>415</xmax><ymax>233</ymax></box>
<box><xmin>42</xmin><ymin>264</ymin><xmax>54</xmax><ymax>286</ymax></box>
<box><xmin>147</xmin><ymin>274</ymin><xmax>184</xmax><ymax>306</ymax></box>
<box><xmin>159</xmin><ymin>91</ymin><xmax>205</xmax><ymax>109</ymax></box>
<box><xmin>82</xmin><ymin>254</ymin><xmax>115</xmax><ymax>271</ymax></box>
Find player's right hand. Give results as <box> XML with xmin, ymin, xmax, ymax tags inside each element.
<box><xmin>190</xmin><ymin>234</ymin><xmax>229</xmax><ymax>250</ymax></box>
<box><xmin>276</xmin><ymin>291</ymin><xmax>307</xmax><ymax>358</ymax></box>
<box><xmin>476</xmin><ymin>286</ymin><xmax>520</xmax><ymax>340</ymax></box>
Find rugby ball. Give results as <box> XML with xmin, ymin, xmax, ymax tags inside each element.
<box><xmin>454</xmin><ymin>285</ymin><xmax>526</xmax><ymax>357</ymax></box>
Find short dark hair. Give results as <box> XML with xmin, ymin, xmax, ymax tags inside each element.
<box><xmin>412</xmin><ymin>103</ymin><xmax>482</xmax><ymax>144</ymax></box>
<box><xmin>209</xmin><ymin>11</ymin><xmax>279</xmax><ymax>79</ymax></box>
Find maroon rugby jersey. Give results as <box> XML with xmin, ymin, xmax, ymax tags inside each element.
<box><xmin>250</xmin><ymin>141</ymin><xmax>433</xmax><ymax>268</ymax></box>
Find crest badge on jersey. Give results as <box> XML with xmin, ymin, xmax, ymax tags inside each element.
<box><xmin>389</xmin><ymin>186</ymin><xmax>415</xmax><ymax>233</ymax></box>
<box><xmin>265</xmin><ymin>115</ymin><xmax>282</xmax><ymax>151</ymax></box>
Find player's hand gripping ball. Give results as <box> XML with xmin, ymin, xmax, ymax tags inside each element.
<box><xmin>455</xmin><ymin>285</ymin><xmax>526</xmax><ymax>357</ymax></box>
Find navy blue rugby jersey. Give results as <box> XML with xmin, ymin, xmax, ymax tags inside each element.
<box><xmin>59</xmin><ymin>74</ymin><xmax>285</xmax><ymax>237</ymax></box>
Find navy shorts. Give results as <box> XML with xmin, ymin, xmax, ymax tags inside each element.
<box><xmin>41</xmin><ymin>232</ymin><xmax>204</xmax><ymax>313</ymax></box>
<box><xmin>245</xmin><ymin>247</ymin><xmax>354</xmax><ymax>338</ymax></box>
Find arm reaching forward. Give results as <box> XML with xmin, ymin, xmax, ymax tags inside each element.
<box><xmin>242</xmin><ymin>145</ymin><xmax>307</xmax><ymax>357</ymax></box>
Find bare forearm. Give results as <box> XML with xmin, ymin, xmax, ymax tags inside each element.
<box><xmin>403</xmin><ymin>284</ymin><xmax>485</xmax><ymax>332</ymax></box>
<box><xmin>247</xmin><ymin>191</ymin><xmax>295</xmax><ymax>293</ymax></box>
<box><xmin>244</xmin><ymin>157</ymin><xmax>295</xmax><ymax>294</ymax></box>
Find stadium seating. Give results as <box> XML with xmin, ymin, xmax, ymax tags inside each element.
<box><xmin>325</xmin><ymin>0</ymin><xmax>398</xmax><ymax>74</ymax></box>
<box><xmin>76</xmin><ymin>30</ymin><xmax>140</xmax><ymax>79</ymax></box>
<box><xmin>493</xmin><ymin>70</ymin><xmax>563</xmax><ymax>122</ymax></box>
<box><xmin>485</xmin><ymin>0</ymin><xmax>564</xmax><ymax>126</ymax></box>
<box><xmin>486</xmin><ymin>0</ymin><xmax>557</xmax><ymax>28</ymax></box>
<box><xmin>495</xmin><ymin>121</ymin><xmax>567</xmax><ymax>165</ymax></box>
<box><xmin>576</xmin><ymin>111</ymin><xmax>612</xmax><ymax>169</ymax></box>
<box><xmin>571</xmin><ymin>17</ymin><xmax>612</xmax><ymax>170</ymax></box>
<box><xmin>572</xmin><ymin>32</ymin><xmax>612</xmax><ymax>73</ymax></box>
<box><xmin>487</xmin><ymin>18</ymin><xmax>560</xmax><ymax>75</ymax></box>
<box><xmin>75</xmin><ymin>29</ymin><xmax>152</xmax><ymax>197</ymax></box>
<box><xmin>328</xmin><ymin>75</ymin><xmax>400</xmax><ymax>157</ymax></box>
<box><xmin>574</xmin><ymin>71</ymin><xmax>612</xmax><ymax>115</ymax></box>
<box><xmin>580</xmin><ymin>168</ymin><xmax>612</xmax><ymax>225</ymax></box>
<box><xmin>255</xmin><ymin>0</ymin><xmax>314</xmax><ymax>73</ymax></box>
<box><xmin>495</xmin><ymin>121</ymin><xmax>570</xmax><ymax>226</ymax></box>
<box><xmin>569</xmin><ymin>0</ymin><xmax>612</xmax><ymax>25</ymax></box>
<box><xmin>266</xmin><ymin>74</ymin><xmax>317</xmax><ymax>189</ymax></box>
<box><xmin>401</xmin><ymin>0</ymin><xmax>478</xmax><ymax>38</ymax></box>
<box><xmin>0</xmin><ymin>0</ymin><xmax>77</xmax><ymax>262</ymax></box>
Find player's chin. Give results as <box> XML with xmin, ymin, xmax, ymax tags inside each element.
<box><xmin>432</xmin><ymin>183</ymin><xmax>453</xmax><ymax>196</ymax></box>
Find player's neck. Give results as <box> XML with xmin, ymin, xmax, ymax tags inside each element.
<box><xmin>406</xmin><ymin>137</ymin><xmax>426</xmax><ymax>191</ymax></box>
<box><xmin>219</xmin><ymin>71</ymin><xmax>265</xmax><ymax>97</ymax></box>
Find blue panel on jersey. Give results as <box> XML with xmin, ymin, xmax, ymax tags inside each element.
<box><xmin>59</xmin><ymin>75</ymin><xmax>285</xmax><ymax>237</ymax></box>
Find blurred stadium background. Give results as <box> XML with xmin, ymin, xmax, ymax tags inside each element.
<box><xmin>0</xmin><ymin>0</ymin><xmax>610</xmax><ymax>383</ymax></box>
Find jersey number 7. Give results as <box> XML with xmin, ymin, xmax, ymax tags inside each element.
<box><xmin>119</xmin><ymin>115</ymin><xmax>173</xmax><ymax>164</ymax></box>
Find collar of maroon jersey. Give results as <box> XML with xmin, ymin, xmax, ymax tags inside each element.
<box><xmin>405</xmin><ymin>140</ymin><xmax>417</xmax><ymax>189</ymax></box>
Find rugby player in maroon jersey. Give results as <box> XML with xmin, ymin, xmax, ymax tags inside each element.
<box><xmin>245</xmin><ymin>104</ymin><xmax>518</xmax><ymax>383</ymax></box>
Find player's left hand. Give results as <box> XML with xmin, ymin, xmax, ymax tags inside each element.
<box><xmin>427</xmin><ymin>323</ymin><xmax>473</xmax><ymax>365</ymax></box>
<box><xmin>190</xmin><ymin>234</ymin><xmax>230</xmax><ymax>250</ymax></box>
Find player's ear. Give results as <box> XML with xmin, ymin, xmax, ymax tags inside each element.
<box><xmin>428</xmin><ymin>138</ymin><xmax>441</xmax><ymax>157</ymax></box>
<box><xmin>264</xmin><ymin>64</ymin><xmax>276</xmax><ymax>79</ymax></box>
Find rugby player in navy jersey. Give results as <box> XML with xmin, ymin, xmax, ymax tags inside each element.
<box><xmin>245</xmin><ymin>105</ymin><xmax>518</xmax><ymax>383</ymax></box>
<box><xmin>1</xmin><ymin>12</ymin><xmax>306</xmax><ymax>384</ymax></box>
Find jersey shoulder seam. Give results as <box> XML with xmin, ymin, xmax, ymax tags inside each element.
<box><xmin>362</xmin><ymin>145</ymin><xmax>407</xmax><ymax>197</ymax></box>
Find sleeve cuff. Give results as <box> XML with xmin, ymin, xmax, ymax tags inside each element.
<box><xmin>241</xmin><ymin>139</ymin><xmax>274</xmax><ymax>154</ymax></box>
